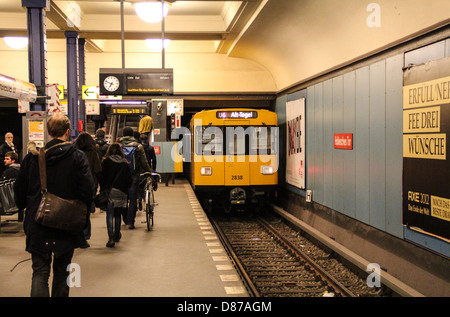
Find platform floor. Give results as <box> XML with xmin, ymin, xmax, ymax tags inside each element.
<box><xmin>0</xmin><ymin>179</ymin><xmax>248</xmax><ymax>297</ymax></box>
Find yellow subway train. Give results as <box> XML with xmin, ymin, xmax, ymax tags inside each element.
<box><xmin>189</xmin><ymin>108</ymin><xmax>278</xmax><ymax>213</ymax></box>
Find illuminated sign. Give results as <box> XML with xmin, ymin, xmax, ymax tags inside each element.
<box><xmin>99</xmin><ymin>68</ymin><xmax>173</xmax><ymax>96</ymax></box>
<box><xmin>216</xmin><ymin>111</ymin><xmax>258</xmax><ymax>119</ymax></box>
<box><xmin>111</xmin><ymin>105</ymin><xmax>148</xmax><ymax>114</ymax></box>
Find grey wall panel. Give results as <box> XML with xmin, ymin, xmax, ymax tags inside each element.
<box><xmin>306</xmin><ymin>86</ymin><xmax>315</xmax><ymax>192</ymax></box>
<box><xmin>332</xmin><ymin>76</ymin><xmax>344</xmax><ymax>213</ymax></box>
<box><xmin>385</xmin><ymin>54</ymin><xmax>404</xmax><ymax>238</ymax></box>
<box><xmin>323</xmin><ymin>79</ymin><xmax>333</xmax><ymax>208</ymax></box>
<box><xmin>355</xmin><ymin>66</ymin><xmax>371</xmax><ymax>224</ymax></box>
<box><xmin>343</xmin><ymin>71</ymin><xmax>356</xmax><ymax>218</ymax></box>
<box><xmin>369</xmin><ymin>60</ymin><xmax>386</xmax><ymax>230</ymax></box>
<box><xmin>313</xmin><ymin>83</ymin><xmax>324</xmax><ymax>204</ymax></box>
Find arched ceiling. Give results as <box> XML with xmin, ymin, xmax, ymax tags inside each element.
<box><xmin>0</xmin><ymin>0</ymin><xmax>449</xmax><ymax>93</ymax></box>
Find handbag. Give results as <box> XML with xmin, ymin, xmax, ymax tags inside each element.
<box><xmin>34</xmin><ymin>145</ymin><xmax>87</xmax><ymax>234</ymax></box>
<box><xmin>94</xmin><ymin>164</ymin><xmax>121</xmax><ymax>209</ymax></box>
<box><xmin>94</xmin><ymin>188</ymin><xmax>110</xmax><ymax>209</ymax></box>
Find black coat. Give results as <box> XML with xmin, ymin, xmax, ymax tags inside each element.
<box><xmin>99</xmin><ymin>155</ymin><xmax>132</xmax><ymax>194</ymax></box>
<box><xmin>14</xmin><ymin>139</ymin><xmax>95</xmax><ymax>258</ymax></box>
<box><xmin>0</xmin><ymin>142</ymin><xmax>18</xmax><ymax>173</ymax></box>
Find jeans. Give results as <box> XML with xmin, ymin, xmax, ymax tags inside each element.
<box><xmin>106</xmin><ymin>201</ymin><xmax>123</xmax><ymax>239</ymax></box>
<box><xmin>127</xmin><ymin>174</ymin><xmax>139</xmax><ymax>225</ymax></box>
<box><xmin>31</xmin><ymin>250</ymin><xmax>74</xmax><ymax>297</ymax></box>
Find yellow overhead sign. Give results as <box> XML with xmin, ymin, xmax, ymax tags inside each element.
<box><xmin>82</xmin><ymin>85</ymin><xmax>122</xmax><ymax>100</ymax></box>
<box><xmin>82</xmin><ymin>85</ymin><xmax>98</xmax><ymax>99</ymax></box>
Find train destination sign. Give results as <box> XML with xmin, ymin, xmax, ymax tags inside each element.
<box><xmin>126</xmin><ymin>72</ymin><xmax>173</xmax><ymax>95</ymax></box>
<box><xmin>99</xmin><ymin>68</ymin><xmax>173</xmax><ymax>96</ymax></box>
<box><xmin>402</xmin><ymin>56</ymin><xmax>450</xmax><ymax>240</ymax></box>
<box><xmin>111</xmin><ymin>104</ymin><xmax>148</xmax><ymax>114</ymax></box>
<box><xmin>216</xmin><ymin>111</ymin><xmax>258</xmax><ymax>119</ymax></box>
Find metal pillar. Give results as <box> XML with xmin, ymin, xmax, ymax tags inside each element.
<box><xmin>78</xmin><ymin>38</ymin><xmax>86</xmax><ymax>131</ymax></box>
<box><xmin>65</xmin><ymin>31</ymin><xmax>79</xmax><ymax>139</ymax></box>
<box><xmin>22</xmin><ymin>0</ymin><xmax>48</xmax><ymax>111</ymax></box>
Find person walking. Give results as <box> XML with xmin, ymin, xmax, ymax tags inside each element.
<box><xmin>139</xmin><ymin>134</ymin><xmax>157</xmax><ymax>171</ymax></box>
<box><xmin>74</xmin><ymin>131</ymin><xmax>102</xmax><ymax>248</ymax></box>
<box><xmin>94</xmin><ymin>128</ymin><xmax>109</xmax><ymax>159</ymax></box>
<box><xmin>99</xmin><ymin>143</ymin><xmax>132</xmax><ymax>247</ymax></box>
<box><xmin>118</xmin><ymin>127</ymin><xmax>150</xmax><ymax>229</ymax></box>
<box><xmin>138</xmin><ymin>114</ymin><xmax>153</xmax><ymax>138</ymax></box>
<box><xmin>14</xmin><ymin>114</ymin><xmax>95</xmax><ymax>297</ymax></box>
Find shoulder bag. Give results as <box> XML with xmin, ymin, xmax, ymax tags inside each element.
<box><xmin>35</xmin><ymin>146</ymin><xmax>87</xmax><ymax>234</ymax></box>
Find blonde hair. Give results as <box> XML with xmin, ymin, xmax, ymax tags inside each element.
<box><xmin>47</xmin><ymin>115</ymin><xmax>71</xmax><ymax>138</ymax></box>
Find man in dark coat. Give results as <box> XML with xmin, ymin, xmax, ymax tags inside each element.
<box><xmin>94</xmin><ymin>128</ymin><xmax>109</xmax><ymax>159</ymax></box>
<box><xmin>1</xmin><ymin>151</ymin><xmax>20</xmax><ymax>180</ymax></box>
<box><xmin>118</xmin><ymin>126</ymin><xmax>150</xmax><ymax>229</ymax></box>
<box><xmin>14</xmin><ymin>115</ymin><xmax>95</xmax><ymax>297</ymax></box>
<box><xmin>0</xmin><ymin>132</ymin><xmax>18</xmax><ymax>174</ymax></box>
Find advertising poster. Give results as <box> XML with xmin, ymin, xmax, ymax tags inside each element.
<box><xmin>402</xmin><ymin>56</ymin><xmax>450</xmax><ymax>240</ymax></box>
<box><xmin>286</xmin><ymin>98</ymin><xmax>305</xmax><ymax>189</ymax></box>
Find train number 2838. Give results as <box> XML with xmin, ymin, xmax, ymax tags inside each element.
<box><xmin>231</xmin><ymin>175</ymin><xmax>243</xmax><ymax>180</ymax></box>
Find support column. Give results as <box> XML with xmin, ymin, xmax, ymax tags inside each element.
<box><xmin>78</xmin><ymin>38</ymin><xmax>86</xmax><ymax>132</ymax></box>
<box><xmin>22</xmin><ymin>0</ymin><xmax>49</xmax><ymax>111</ymax></box>
<box><xmin>65</xmin><ymin>31</ymin><xmax>79</xmax><ymax>139</ymax></box>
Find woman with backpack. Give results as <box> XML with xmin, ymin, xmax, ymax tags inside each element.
<box><xmin>99</xmin><ymin>143</ymin><xmax>132</xmax><ymax>247</ymax></box>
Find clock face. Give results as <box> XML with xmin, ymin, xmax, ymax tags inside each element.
<box><xmin>103</xmin><ymin>75</ymin><xmax>120</xmax><ymax>92</ymax></box>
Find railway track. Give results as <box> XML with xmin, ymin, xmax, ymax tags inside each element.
<box><xmin>210</xmin><ymin>213</ymin><xmax>387</xmax><ymax>297</ymax></box>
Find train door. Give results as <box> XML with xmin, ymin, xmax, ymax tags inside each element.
<box><xmin>224</xmin><ymin>121</ymin><xmax>250</xmax><ymax>186</ymax></box>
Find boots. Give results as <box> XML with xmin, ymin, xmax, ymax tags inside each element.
<box><xmin>106</xmin><ymin>238</ymin><xmax>115</xmax><ymax>248</ymax></box>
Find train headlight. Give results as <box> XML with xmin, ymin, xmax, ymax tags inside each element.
<box><xmin>200</xmin><ymin>166</ymin><xmax>212</xmax><ymax>175</ymax></box>
<box><xmin>261</xmin><ymin>166</ymin><xmax>274</xmax><ymax>175</ymax></box>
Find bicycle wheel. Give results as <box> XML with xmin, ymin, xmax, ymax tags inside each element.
<box><xmin>149</xmin><ymin>187</ymin><xmax>155</xmax><ymax>227</ymax></box>
<box><xmin>145</xmin><ymin>187</ymin><xmax>154</xmax><ymax>231</ymax></box>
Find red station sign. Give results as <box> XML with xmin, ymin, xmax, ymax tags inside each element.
<box><xmin>334</xmin><ymin>133</ymin><xmax>353</xmax><ymax>150</ymax></box>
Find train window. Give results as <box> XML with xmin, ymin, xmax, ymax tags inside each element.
<box><xmin>195</xmin><ymin>126</ymin><xmax>223</xmax><ymax>155</ymax></box>
<box><xmin>226</xmin><ymin>126</ymin><xmax>247</xmax><ymax>155</ymax></box>
<box><xmin>250</xmin><ymin>126</ymin><xmax>278</xmax><ymax>155</ymax></box>
<box><xmin>195</xmin><ymin>125</ymin><xmax>278</xmax><ymax>156</ymax></box>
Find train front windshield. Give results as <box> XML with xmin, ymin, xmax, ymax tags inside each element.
<box><xmin>195</xmin><ymin>125</ymin><xmax>278</xmax><ymax>156</ymax></box>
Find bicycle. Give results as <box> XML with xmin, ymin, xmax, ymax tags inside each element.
<box><xmin>139</xmin><ymin>172</ymin><xmax>160</xmax><ymax>231</ymax></box>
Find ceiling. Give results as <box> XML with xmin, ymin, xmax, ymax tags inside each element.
<box><xmin>0</xmin><ymin>0</ymin><xmax>265</xmax><ymax>55</ymax></box>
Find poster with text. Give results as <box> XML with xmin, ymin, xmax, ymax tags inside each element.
<box><xmin>403</xmin><ymin>56</ymin><xmax>450</xmax><ymax>240</ymax></box>
<box><xmin>286</xmin><ymin>98</ymin><xmax>305</xmax><ymax>189</ymax></box>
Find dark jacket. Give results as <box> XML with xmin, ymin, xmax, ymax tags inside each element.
<box><xmin>118</xmin><ymin>136</ymin><xmax>151</xmax><ymax>174</ymax></box>
<box><xmin>0</xmin><ymin>142</ymin><xmax>18</xmax><ymax>173</ymax></box>
<box><xmin>99</xmin><ymin>155</ymin><xmax>132</xmax><ymax>194</ymax></box>
<box><xmin>81</xmin><ymin>148</ymin><xmax>102</xmax><ymax>189</ymax></box>
<box><xmin>142</xmin><ymin>143</ymin><xmax>157</xmax><ymax>171</ymax></box>
<box><xmin>14</xmin><ymin>139</ymin><xmax>95</xmax><ymax>258</ymax></box>
<box><xmin>1</xmin><ymin>163</ymin><xmax>20</xmax><ymax>180</ymax></box>
<box><xmin>95</xmin><ymin>138</ymin><xmax>109</xmax><ymax>158</ymax></box>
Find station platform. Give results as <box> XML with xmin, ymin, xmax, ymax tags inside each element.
<box><xmin>0</xmin><ymin>179</ymin><xmax>249</xmax><ymax>297</ymax></box>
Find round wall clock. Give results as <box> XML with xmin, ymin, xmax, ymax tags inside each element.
<box><xmin>103</xmin><ymin>75</ymin><xmax>120</xmax><ymax>92</ymax></box>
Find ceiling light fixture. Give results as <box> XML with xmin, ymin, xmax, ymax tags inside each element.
<box><xmin>135</xmin><ymin>1</ymin><xmax>169</xmax><ymax>23</ymax></box>
<box><xmin>146</xmin><ymin>39</ymin><xmax>171</xmax><ymax>51</ymax></box>
<box><xmin>4</xmin><ymin>37</ymin><xmax>28</xmax><ymax>49</ymax></box>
